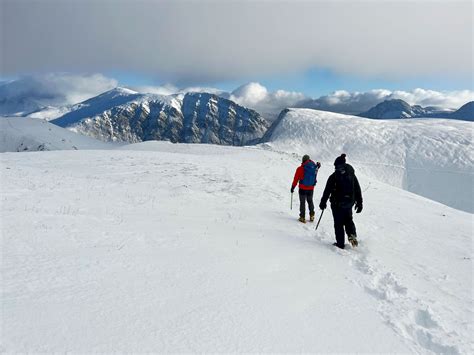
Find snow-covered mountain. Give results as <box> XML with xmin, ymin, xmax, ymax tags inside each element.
<box><xmin>449</xmin><ymin>101</ymin><xmax>474</xmax><ymax>121</ymax></box>
<box><xmin>358</xmin><ymin>99</ymin><xmax>474</xmax><ymax>120</ymax></box>
<box><xmin>51</xmin><ymin>88</ymin><xmax>269</xmax><ymax>145</ymax></box>
<box><xmin>358</xmin><ymin>99</ymin><xmax>449</xmax><ymax>119</ymax></box>
<box><xmin>2</xmin><ymin>141</ymin><xmax>471</xmax><ymax>353</ymax></box>
<box><xmin>0</xmin><ymin>116</ymin><xmax>112</xmax><ymax>152</ymax></box>
<box><xmin>262</xmin><ymin>108</ymin><xmax>473</xmax><ymax>213</ymax></box>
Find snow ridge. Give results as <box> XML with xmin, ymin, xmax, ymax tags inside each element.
<box><xmin>0</xmin><ymin>117</ymin><xmax>111</xmax><ymax>152</ymax></box>
<box><xmin>262</xmin><ymin>108</ymin><xmax>473</xmax><ymax>212</ymax></box>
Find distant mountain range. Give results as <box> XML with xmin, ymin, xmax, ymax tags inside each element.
<box><xmin>359</xmin><ymin>99</ymin><xmax>473</xmax><ymax>121</ymax></box>
<box><xmin>1</xmin><ymin>80</ymin><xmax>473</xmax><ymax>148</ymax></box>
<box><xmin>51</xmin><ymin>88</ymin><xmax>269</xmax><ymax>146</ymax></box>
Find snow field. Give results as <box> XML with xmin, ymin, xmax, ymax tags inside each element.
<box><xmin>263</xmin><ymin>109</ymin><xmax>474</xmax><ymax>213</ymax></box>
<box><xmin>1</xmin><ymin>142</ymin><xmax>472</xmax><ymax>353</ymax></box>
<box><xmin>0</xmin><ymin>117</ymin><xmax>112</xmax><ymax>152</ymax></box>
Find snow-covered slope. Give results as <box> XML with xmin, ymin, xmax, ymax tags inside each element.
<box><xmin>0</xmin><ymin>117</ymin><xmax>112</xmax><ymax>152</ymax></box>
<box><xmin>262</xmin><ymin>109</ymin><xmax>473</xmax><ymax>213</ymax></box>
<box><xmin>1</xmin><ymin>143</ymin><xmax>471</xmax><ymax>353</ymax></box>
<box><xmin>27</xmin><ymin>105</ymin><xmax>74</xmax><ymax>121</ymax></box>
<box><xmin>51</xmin><ymin>88</ymin><xmax>269</xmax><ymax>145</ymax></box>
<box><xmin>51</xmin><ymin>87</ymin><xmax>145</xmax><ymax>127</ymax></box>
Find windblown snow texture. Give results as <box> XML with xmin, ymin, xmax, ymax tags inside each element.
<box><xmin>2</xmin><ymin>142</ymin><xmax>471</xmax><ymax>353</ymax></box>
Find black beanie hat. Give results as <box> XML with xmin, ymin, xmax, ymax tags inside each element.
<box><xmin>334</xmin><ymin>154</ymin><xmax>346</xmax><ymax>166</ymax></box>
<box><xmin>302</xmin><ymin>154</ymin><xmax>310</xmax><ymax>163</ymax></box>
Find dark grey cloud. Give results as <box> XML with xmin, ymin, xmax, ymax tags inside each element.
<box><xmin>1</xmin><ymin>0</ymin><xmax>472</xmax><ymax>83</ymax></box>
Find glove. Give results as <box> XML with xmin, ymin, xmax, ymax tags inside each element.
<box><xmin>316</xmin><ymin>162</ymin><xmax>321</xmax><ymax>169</ymax></box>
<box><xmin>319</xmin><ymin>201</ymin><xmax>327</xmax><ymax>210</ymax></box>
<box><xmin>355</xmin><ymin>202</ymin><xmax>363</xmax><ymax>213</ymax></box>
<box><xmin>291</xmin><ymin>186</ymin><xmax>295</xmax><ymax>193</ymax></box>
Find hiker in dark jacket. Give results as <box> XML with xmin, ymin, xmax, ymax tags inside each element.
<box><xmin>291</xmin><ymin>154</ymin><xmax>321</xmax><ymax>223</ymax></box>
<box><xmin>319</xmin><ymin>154</ymin><xmax>362</xmax><ymax>249</ymax></box>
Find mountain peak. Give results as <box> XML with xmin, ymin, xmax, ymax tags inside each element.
<box><xmin>359</xmin><ymin>99</ymin><xmax>473</xmax><ymax>120</ymax></box>
<box><xmin>359</xmin><ymin>99</ymin><xmax>414</xmax><ymax>119</ymax></box>
<box><xmin>360</xmin><ymin>99</ymin><xmax>437</xmax><ymax>119</ymax></box>
<box><xmin>450</xmin><ymin>101</ymin><xmax>474</xmax><ymax>121</ymax></box>
<box><xmin>52</xmin><ymin>90</ymin><xmax>269</xmax><ymax>145</ymax></box>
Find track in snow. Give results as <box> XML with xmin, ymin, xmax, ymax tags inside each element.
<box><xmin>1</xmin><ymin>143</ymin><xmax>472</xmax><ymax>353</ymax></box>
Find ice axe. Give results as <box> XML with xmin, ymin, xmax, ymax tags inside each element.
<box><xmin>290</xmin><ymin>192</ymin><xmax>293</xmax><ymax>210</ymax></box>
<box><xmin>315</xmin><ymin>209</ymin><xmax>324</xmax><ymax>230</ymax></box>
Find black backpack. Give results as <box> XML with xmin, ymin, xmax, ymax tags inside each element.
<box><xmin>333</xmin><ymin>164</ymin><xmax>355</xmax><ymax>208</ymax></box>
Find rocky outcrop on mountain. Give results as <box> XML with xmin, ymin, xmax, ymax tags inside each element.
<box><xmin>52</xmin><ymin>88</ymin><xmax>269</xmax><ymax>146</ymax></box>
<box><xmin>358</xmin><ymin>99</ymin><xmax>474</xmax><ymax>121</ymax></box>
<box><xmin>358</xmin><ymin>99</ymin><xmax>432</xmax><ymax>119</ymax></box>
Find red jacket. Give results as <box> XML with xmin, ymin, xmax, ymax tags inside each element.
<box><xmin>292</xmin><ymin>160</ymin><xmax>318</xmax><ymax>191</ymax></box>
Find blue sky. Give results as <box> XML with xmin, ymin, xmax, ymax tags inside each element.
<box><xmin>106</xmin><ymin>67</ymin><xmax>472</xmax><ymax>98</ymax></box>
<box><xmin>2</xmin><ymin>67</ymin><xmax>472</xmax><ymax>99</ymax></box>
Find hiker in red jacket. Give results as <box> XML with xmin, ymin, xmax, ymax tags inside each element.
<box><xmin>291</xmin><ymin>155</ymin><xmax>321</xmax><ymax>223</ymax></box>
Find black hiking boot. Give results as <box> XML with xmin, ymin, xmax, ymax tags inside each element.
<box><xmin>348</xmin><ymin>234</ymin><xmax>358</xmax><ymax>247</ymax></box>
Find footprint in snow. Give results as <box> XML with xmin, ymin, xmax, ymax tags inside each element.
<box><xmin>348</xmin><ymin>251</ymin><xmax>461</xmax><ymax>354</ymax></box>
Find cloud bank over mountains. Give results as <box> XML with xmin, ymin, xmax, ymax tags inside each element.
<box><xmin>2</xmin><ymin>0</ymin><xmax>472</xmax><ymax>83</ymax></box>
<box><xmin>132</xmin><ymin>82</ymin><xmax>472</xmax><ymax>116</ymax></box>
<box><xmin>229</xmin><ymin>83</ymin><xmax>307</xmax><ymax>117</ymax></box>
<box><xmin>0</xmin><ymin>74</ymin><xmax>117</xmax><ymax>115</ymax></box>
<box><xmin>300</xmin><ymin>89</ymin><xmax>474</xmax><ymax>115</ymax></box>
<box><xmin>1</xmin><ymin>74</ymin><xmax>472</xmax><ymax>118</ymax></box>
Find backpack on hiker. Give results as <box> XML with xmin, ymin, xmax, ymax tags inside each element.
<box><xmin>301</xmin><ymin>161</ymin><xmax>318</xmax><ymax>186</ymax></box>
<box><xmin>333</xmin><ymin>164</ymin><xmax>356</xmax><ymax>208</ymax></box>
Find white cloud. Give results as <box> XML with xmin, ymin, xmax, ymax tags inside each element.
<box><xmin>230</xmin><ymin>83</ymin><xmax>269</xmax><ymax>106</ymax></box>
<box><xmin>388</xmin><ymin>89</ymin><xmax>474</xmax><ymax>109</ymax></box>
<box><xmin>2</xmin><ymin>73</ymin><xmax>472</xmax><ymax>119</ymax></box>
<box><xmin>2</xmin><ymin>1</ymin><xmax>472</xmax><ymax>83</ymax></box>
<box><xmin>96</xmin><ymin>80</ymin><xmax>474</xmax><ymax>117</ymax></box>
<box><xmin>302</xmin><ymin>89</ymin><xmax>393</xmax><ymax>114</ymax></box>
<box><xmin>129</xmin><ymin>84</ymin><xmax>179</xmax><ymax>96</ymax></box>
<box><xmin>301</xmin><ymin>89</ymin><xmax>474</xmax><ymax>114</ymax></box>
<box><xmin>230</xmin><ymin>83</ymin><xmax>307</xmax><ymax>118</ymax></box>
<box><xmin>131</xmin><ymin>84</ymin><xmax>226</xmax><ymax>97</ymax></box>
<box><xmin>131</xmin><ymin>82</ymin><xmax>303</xmax><ymax>119</ymax></box>
<box><xmin>0</xmin><ymin>73</ymin><xmax>117</xmax><ymax>115</ymax></box>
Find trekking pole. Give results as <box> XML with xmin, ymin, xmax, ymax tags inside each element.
<box><xmin>290</xmin><ymin>192</ymin><xmax>293</xmax><ymax>210</ymax></box>
<box><xmin>315</xmin><ymin>209</ymin><xmax>324</xmax><ymax>230</ymax></box>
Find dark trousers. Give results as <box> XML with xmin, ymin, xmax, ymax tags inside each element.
<box><xmin>331</xmin><ymin>206</ymin><xmax>356</xmax><ymax>248</ymax></box>
<box><xmin>299</xmin><ymin>189</ymin><xmax>314</xmax><ymax>218</ymax></box>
